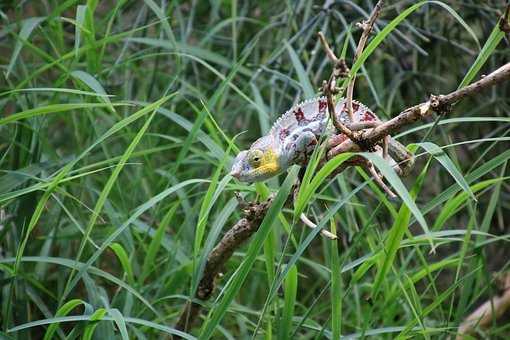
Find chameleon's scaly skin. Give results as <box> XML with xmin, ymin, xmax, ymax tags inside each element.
<box><xmin>230</xmin><ymin>97</ymin><xmax>411</xmax><ymax>182</ymax></box>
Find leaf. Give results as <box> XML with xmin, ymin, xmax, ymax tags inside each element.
<box><xmin>82</xmin><ymin>308</ymin><xmax>106</xmax><ymax>340</ymax></box>
<box><xmin>423</xmin><ymin>149</ymin><xmax>510</xmax><ymax>216</ymax></box>
<box><xmin>432</xmin><ymin>178</ymin><xmax>505</xmax><ymax>230</ymax></box>
<box><xmin>279</xmin><ymin>264</ymin><xmax>298</xmax><ymax>340</ymax></box>
<box><xmin>108</xmin><ymin>308</ymin><xmax>129</xmax><ymax>340</ymax></box>
<box><xmin>458</xmin><ymin>21</ymin><xmax>505</xmax><ymax>89</ymax></box>
<box><xmin>348</xmin><ymin>0</ymin><xmax>479</xmax><ymax>88</ymax></box>
<box><xmin>140</xmin><ymin>203</ymin><xmax>179</xmax><ymax>284</ymax></box>
<box><xmin>8</xmin><ymin>315</ymin><xmax>196</xmax><ymax>339</ymax></box>
<box><xmin>428</xmin><ymin>1</ymin><xmax>480</xmax><ymax>50</ymax></box>
<box><xmin>0</xmin><ymin>103</ymin><xmax>128</xmax><ymax>126</ymax></box>
<box><xmin>63</xmin><ymin>178</ymin><xmax>207</xmax><ymax>301</ymax></box>
<box><xmin>413</xmin><ymin>142</ymin><xmax>475</xmax><ymax>201</ymax></box>
<box><xmin>294</xmin><ymin>153</ymin><xmax>353</xmax><ymax>220</ymax></box>
<box><xmin>43</xmin><ymin>299</ymin><xmax>85</xmax><ymax>340</ymax></box>
<box><xmin>330</xmin><ymin>218</ymin><xmax>342</xmax><ymax>340</ymax></box>
<box><xmin>6</xmin><ymin>17</ymin><xmax>46</xmax><ymax>78</ymax></box>
<box><xmin>1</xmin><ymin>87</ymin><xmax>114</xmax><ymax>97</ymax></box>
<box><xmin>285</xmin><ymin>41</ymin><xmax>315</xmax><ymax>99</ymax></box>
<box><xmin>256</xmin><ymin>183</ymin><xmax>367</xmax><ymax>331</ymax></box>
<box><xmin>143</xmin><ymin>0</ymin><xmax>176</xmax><ymax>44</ymax></box>
<box><xmin>66</xmin><ymin>100</ymin><xmax>167</xmax><ymax>296</ymax></box>
<box><xmin>109</xmin><ymin>243</ymin><xmax>134</xmax><ymax>285</ymax></box>
<box><xmin>372</xmin><ymin>202</ymin><xmax>413</xmax><ymax>297</ymax></box>
<box><xmin>70</xmin><ymin>70</ymin><xmax>114</xmax><ymax>112</ymax></box>
<box><xmin>75</xmin><ymin>5</ymin><xmax>87</xmax><ymax>58</ymax></box>
<box><xmin>362</xmin><ymin>153</ymin><xmax>431</xmax><ymax>244</ymax></box>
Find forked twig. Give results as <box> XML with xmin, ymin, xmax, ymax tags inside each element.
<box><xmin>318</xmin><ymin>31</ymin><xmax>357</xmax><ymax>140</ymax></box>
<box><xmin>346</xmin><ymin>0</ymin><xmax>384</xmax><ymax>121</ymax></box>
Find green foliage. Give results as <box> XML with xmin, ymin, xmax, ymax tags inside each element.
<box><xmin>1</xmin><ymin>1</ymin><xmax>509</xmax><ymax>339</ymax></box>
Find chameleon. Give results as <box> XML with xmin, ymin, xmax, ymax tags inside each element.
<box><xmin>230</xmin><ymin>96</ymin><xmax>414</xmax><ymax>183</ymax></box>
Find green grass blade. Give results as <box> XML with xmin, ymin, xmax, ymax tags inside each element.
<box><xmin>70</xmin><ymin>70</ymin><xmax>115</xmax><ymax>112</ymax></box>
<box><xmin>109</xmin><ymin>243</ymin><xmax>134</xmax><ymax>285</ymax></box>
<box><xmin>0</xmin><ymin>103</ymin><xmax>127</xmax><ymax>126</ymax></box>
<box><xmin>279</xmin><ymin>264</ymin><xmax>298</xmax><ymax>340</ymax></box>
<box><xmin>107</xmin><ymin>308</ymin><xmax>129</xmax><ymax>340</ymax></box>
<box><xmin>362</xmin><ymin>153</ymin><xmax>431</xmax><ymax>245</ymax></box>
<box><xmin>285</xmin><ymin>41</ymin><xmax>315</xmax><ymax>99</ymax></box>
<box><xmin>458</xmin><ymin>20</ymin><xmax>506</xmax><ymax>89</ymax></box>
<box><xmin>6</xmin><ymin>17</ymin><xmax>46</xmax><ymax>78</ymax></box>
<box><xmin>329</xmin><ymin>219</ymin><xmax>342</xmax><ymax>340</ymax></box>
<box><xmin>413</xmin><ymin>142</ymin><xmax>475</xmax><ymax>201</ymax></box>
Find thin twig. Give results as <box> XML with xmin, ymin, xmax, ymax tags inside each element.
<box><xmin>300</xmin><ymin>213</ymin><xmax>338</xmax><ymax>239</ymax></box>
<box><xmin>318</xmin><ymin>31</ymin><xmax>338</xmax><ymax>63</ymax></box>
<box><xmin>346</xmin><ymin>0</ymin><xmax>384</xmax><ymax>121</ymax></box>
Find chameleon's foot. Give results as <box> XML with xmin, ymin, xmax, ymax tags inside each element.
<box><xmin>300</xmin><ymin>213</ymin><xmax>338</xmax><ymax>240</ymax></box>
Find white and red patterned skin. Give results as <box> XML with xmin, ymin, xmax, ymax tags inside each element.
<box><xmin>230</xmin><ymin>97</ymin><xmax>404</xmax><ymax>183</ymax></box>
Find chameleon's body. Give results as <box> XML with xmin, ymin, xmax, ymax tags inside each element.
<box><xmin>230</xmin><ymin>96</ymin><xmax>413</xmax><ymax>182</ymax></box>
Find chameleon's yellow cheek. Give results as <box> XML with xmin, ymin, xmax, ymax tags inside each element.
<box><xmin>255</xmin><ymin>149</ymin><xmax>280</xmax><ymax>176</ymax></box>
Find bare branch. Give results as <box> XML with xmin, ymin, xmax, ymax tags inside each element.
<box><xmin>346</xmin><ymin>0</ymin><xmax>384</xmax><ymax>121</ymax></box>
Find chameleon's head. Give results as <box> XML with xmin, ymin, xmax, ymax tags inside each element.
<box><xmin>230</xmin><ymin>136</ymin><xmax>281</xmax><ymax>182</ymax></box>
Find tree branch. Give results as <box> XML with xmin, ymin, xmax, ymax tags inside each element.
<box><xmin>328</xmin><ymin>62</ymin><xmax>510</xmax><ymax>158</ymax></box>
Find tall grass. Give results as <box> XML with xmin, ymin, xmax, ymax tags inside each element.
<box><xmin>1</xmin><ymin>0</ymin><xmax>509</xmax><ymax>339</ymax></box>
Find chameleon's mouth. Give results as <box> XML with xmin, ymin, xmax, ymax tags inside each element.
<box><xmin>229</xmin><ymin>170</ymin><xmax>241</xmax><ymax>179</ymax></box>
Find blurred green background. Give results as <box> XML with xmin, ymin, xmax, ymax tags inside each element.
<box><xmin>1</xmin><ymin>0</ymin><xmax>509</xmax><ymax>339</ymax></box>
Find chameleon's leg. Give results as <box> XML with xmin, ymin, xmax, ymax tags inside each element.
<box><xmin>285</xmin><ymin>131</ymin><xmax>318</xmax><ymax>164</ymax></box>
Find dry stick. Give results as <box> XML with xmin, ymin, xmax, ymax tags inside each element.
<box><xmin>456</xmin><ymin>274</ymin><xmax>510</xmax><ymax>339</ymax></box>
<box><xmin>346</xmin><ymin>0</ymin><xmax>384</xmax><ymax>121</ymax></box>
<box><xmin>328</xmin><ymin>62</ymin><xmax>510</xmax><ymax>159</ymax></box>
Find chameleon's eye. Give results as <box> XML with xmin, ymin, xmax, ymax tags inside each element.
<box><xmin>248</xmin><ymin>149</ymin><xmax>264</xmax><ymax>167</ymax></box>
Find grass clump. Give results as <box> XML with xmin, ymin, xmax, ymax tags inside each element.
<box><xmin>1</xmin><ymin>1</ymin><xmax>509</xmax><ymax>339</ymax></box>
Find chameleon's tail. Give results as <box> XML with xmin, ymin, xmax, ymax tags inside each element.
<box><xmin>388</xmin><ymin>138</ymin><xmax>415</xmax><ymax>177</ymax></box>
